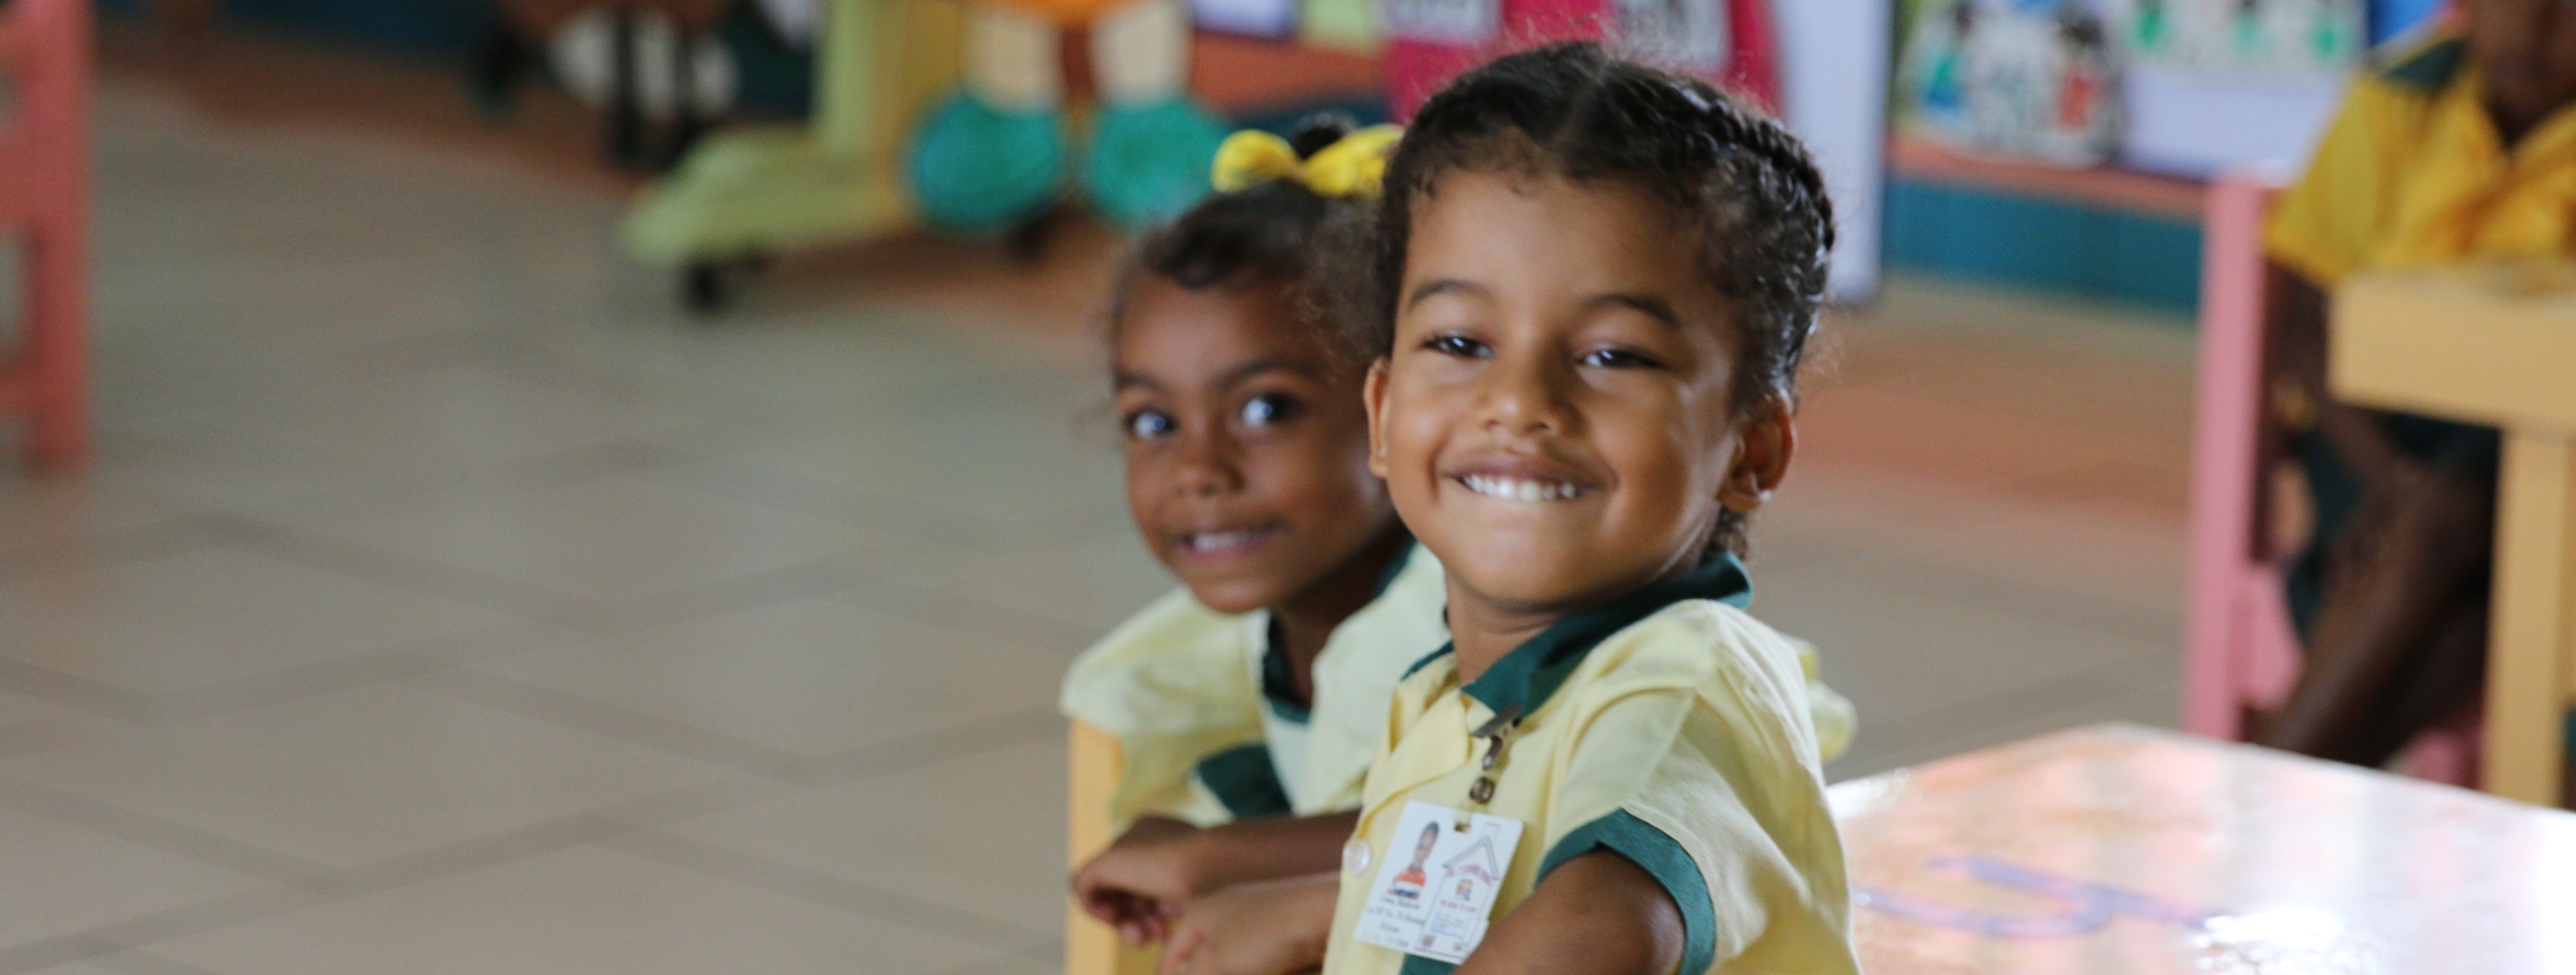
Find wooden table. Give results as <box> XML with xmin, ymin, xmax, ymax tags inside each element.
<box><xmin>2333</xmin><ymin>262</ymin><xmax>2576</xmax><ymax>805</ymax></box>
<box><xmin>1839</xmin><ymin>725</ymin><xmax>2576</xmax><ymax>973</ymax></box>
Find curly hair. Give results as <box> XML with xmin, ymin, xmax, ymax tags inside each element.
<box><xmin>1107</xmin><ymin>115</ymin><xmax>1368</xmax><ymax>339</ymax></box>
<box><xmin>1336</xmin><ymin>41</ymin><xmax>1837</xmax><ymax>557</ymax></box>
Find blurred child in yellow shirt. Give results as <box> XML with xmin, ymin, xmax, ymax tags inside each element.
<box><xmin>2259</xmin><ymin>0</ymin><xmax>2576</xmax><ymax>773</ymax></box>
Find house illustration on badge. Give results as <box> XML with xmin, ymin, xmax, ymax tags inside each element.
<box><xmin>1436</xmin><ymin>835</ymin><xmax>1504</xmax><ymax>902</ymax></box>
<box><xmin>1417</xmin><ymin>832</ymin><xmax>1511</xmax><ymax>952</ymax></box>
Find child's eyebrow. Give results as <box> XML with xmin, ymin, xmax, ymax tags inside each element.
<box><xmin>1404</xmin><ymin>279</ymin><xmax>1489</xmax><ymax>310</ymax></box>
<box><xmin>1216</xmin><ymin>355</ymin><xmax>1326</xmax><ymax>387</ymax></box>
<box><xmin>1110</xmin><ymin>370</ymin><xmax>1165</xmax><ymax>392</ymax></box>
<box><xmin>1584</xmin><ymin>292</ymin><xmax>1684</xmax><ymax>329</ymax></box>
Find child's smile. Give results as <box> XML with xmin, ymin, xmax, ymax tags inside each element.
<box><xmin>1171</xmin><ymin>522</ymin><xmax>1283</xmax><ymax>561</ymax></box>
<box><xmin>1367</xmin><ymin>170</ymin><xmax>1789</xmax><ymax>644</ymax></box>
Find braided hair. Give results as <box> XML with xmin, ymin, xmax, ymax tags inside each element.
<box><xmin>1337</xmin><ymin>40</ymin><xmax>1837</xmax><ymax>558</ymax></box>
<box><xmin>1109</xmin><ymin>115</ymin><xmax>1367</xmax><ymax>339</ymax></box>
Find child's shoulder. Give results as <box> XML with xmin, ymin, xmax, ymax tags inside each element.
<box><xmin>1586</xmin><ymin>598</ymin><xmax>1804</xmax><ymax>687</ymax></box>
<box><xmin>1558</xmin><ymin>599</ymin><xmax>1817</xmax><ymax>738</ymax></box>
<box><xmin>1062</xmin><ymin>587</ymin><xmax>1261</xmax><ymax>737</ymax></box>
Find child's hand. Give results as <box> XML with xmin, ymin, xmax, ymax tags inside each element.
<box><xmin>1158</xmin><ymin>874</ymin><xmax>1339</xmax><ymax>975</ymax></box>
<box><xmin>1074</xmin><ymin>817</ymin><xmax>1207</xmax><ymax>945</ymax></box>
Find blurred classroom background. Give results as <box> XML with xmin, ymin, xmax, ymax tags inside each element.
<box><xmin>0</xmin><ymin>0</ymin><xmax>2552</xmax><ymax>973</ymax></box>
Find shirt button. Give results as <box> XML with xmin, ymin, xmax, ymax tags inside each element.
<box><xmin>1342</xmin><ymin>837</ymin><xmax>1374</xmax><ymax>875</ymax></box>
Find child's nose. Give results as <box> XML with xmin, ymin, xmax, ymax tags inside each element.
<box><xmin>1169</xmin><ymin>433</ymin><xmax>1245</xmax><ymax>495</ymax></box>
<box><xmin>1475</xmin><ymin>353</ymin><xmax>1570</xmax><ymax>435</ymax></box>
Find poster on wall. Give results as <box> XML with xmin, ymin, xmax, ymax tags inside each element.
<box><xmin>2105</xmin><ymin>0</ymin><xmax>2365</xmax><ymax>77</ymax></box>
<box><xmin>1899</xmin><ymin>0</ymin><xmax>2122</xmax><ymax>166</ymax></box>
<box><xmin>1194</xmin><ymin>0</ymin><xmax>1303</xmax><ymax>37</ymax></box>
<box><xmin>1616</xmin><ymin>0</ymin><xmax>1733</xmax><ymax>75</ymax></box>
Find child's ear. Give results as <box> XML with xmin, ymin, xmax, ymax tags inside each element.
<box><xmin>1718</xmin><ymin>391</ymin><xmax>1795</xmax><ymax>514</ymax></box>
<box><xmin>1363</xmin><ymin>358</ymin><xmax>1394</xmax><ymax>478</ymax></box>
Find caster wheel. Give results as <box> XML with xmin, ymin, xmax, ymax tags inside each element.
<box><xmin>1005</xmin><ymin>208</ymin><xmax>1060</xmax><ymax>267</ymax></box>
<box><xmin>681</xmin><ymin>256</ymin><xmax>765</xmax><ymax>315</ymax></box>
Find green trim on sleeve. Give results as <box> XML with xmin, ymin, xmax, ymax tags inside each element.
<box><xmin>1539</xmin><ymin>810</ymin><xmax>1717</xmax><ymax>975</ymax></box>
<box><xmin>1191</xmin><ymin>743</ymin><xmax>1293</xmax><ymax>819</ymax></box>
<box><xmin>1397</xmin><ymin>955</ymin><xmax>1457</xmax><ymax>975</ymax></box>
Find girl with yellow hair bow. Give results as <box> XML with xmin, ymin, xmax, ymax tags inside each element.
<box><xmin>1064</xmin><ymin>114</ymin><xmax>1442</xmax><ymax>968</ymax></box>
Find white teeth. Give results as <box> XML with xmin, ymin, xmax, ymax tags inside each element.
<box><xmin>1461</xmin><ymin>474</ymin><xmax>1586</xmax><ymax>502</ymax></box>
<box><xmin>1186</xmin><ymin>531</ymin><xmax>1262</xmax><ymax>552</ymax></box>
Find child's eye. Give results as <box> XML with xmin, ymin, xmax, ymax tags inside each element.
<box><xmin>1578</xmin><ymin>347</ymin><xmax>1662</xmax><ymax>369</ymax></box>
<box><xmin>1423</xmin><ymin>334</ymin><xmax>1491</xmax><ymax>359</ymax></box>
<box><xmin>1239</xmin><ymin>393</ymin><xmax>1302</xmax><ymax>427</ymax></box>
<box><xmin>1124</xmin><ymin>408</ymin><xmax>1176</xmax><ymax>441</ymax></box>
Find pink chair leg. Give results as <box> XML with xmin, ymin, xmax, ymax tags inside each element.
<box><xmin>4</xmin><ymin>0</ymin><xmax>91</xmax><ymax>470</ymax></box>
<box><xmin>2183</xmin><ymin>173</ymin><xmax>2280</xmax><ymax>740</ymax></box>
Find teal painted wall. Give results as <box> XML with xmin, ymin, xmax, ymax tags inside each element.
<box><xmin>1885</xmin><ymin>178</ymin><xmax>2203</xmax><ymax>316</ymax></box>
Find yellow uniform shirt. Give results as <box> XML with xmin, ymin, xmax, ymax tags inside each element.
<box><xmin>2268</xmin><ymin>31</ymin><xmax>2576</xmax><ymax>288</ymax></box>
<box><xmin>1062</xmin><ymin>544</ymin><xmax>1451</xmax><ymax>825</ymax></box>
<box><xmin>1323</xmin><ymin>556</ymin><xmax>1858</xmax><ymax>975</ymax></box>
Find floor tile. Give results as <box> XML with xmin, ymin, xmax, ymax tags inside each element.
<box><xmin>0</xmin><ymin>804</ymin><xmax>272</xmax><ymax>948</ymax></box>
<box><xmin>1832</xmin><ymin>654</ymin><xmax>2181</xmax><ymax>778</ymax></box>
<box><xmin>663</xmin><ymin>374</ymin><xmax>1125</xmax><ymax>543</ymax></box>
<box><xmin>0</xmin><ymin>544</ymin><xmax>524</xmax><ymax>698</ymax></box>
<box><xmin>0</xmin><ymin>478</ymin><xmax>179</xmax><ymax>568</ymax></box>
<box><xmin>0</xmin><ymin>683</ymin><xmax>736</xmax><ymax>870</ymax></box>
<box><xmin>144</xmin><ymin>846</ymin><xmax>1007</xmax><ymax>975</ymax></box>
<box><xmin>108</xmin><ymin>361</ymin><xmax>725</xmax><ymax>482</ymax></box>
<box><xmin>1756</xmin><ymin>556</ymin><xmax>2174</xmax><ymax>740</ymax></box>
<box><xmin>659</xmin><ymin>736</ymin><xmax>1071</xmax><ymax>937</ymax></box>
<box><xmin>258</xmin><ymin>473</ymin><xmax>897</xmax><ymax>607</ymax></box>
<box><xmin>460</xmin><ymin>596</ymin><xmax>1064</xmax><ymax>758</ymax></box>
<box><xmin>0</xmin><ymin>688</ymin><xmax>86</xmax><ymax>732</ymax></box>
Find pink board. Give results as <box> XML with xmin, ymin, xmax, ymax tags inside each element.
<box><xmin>1839</xmin><ymin>725</ymin><xmax>2576</xmax><ymax>973</ymax></box>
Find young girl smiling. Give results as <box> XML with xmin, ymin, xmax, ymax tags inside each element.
<box><xmin>1062</xmin><ymin>119</ymin><xmax>1454</xmax><ymax>946</ymax></box>
<box><xmin>1158</xmin><ymin>44</ymin><xmax>1857</xmax><ymax>975</ymax></box>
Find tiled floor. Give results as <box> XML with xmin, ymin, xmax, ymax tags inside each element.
<box><xmin>0</xmin><ymin>45</ymin><xmax>2192</xmax><ymax>974</ymax></box>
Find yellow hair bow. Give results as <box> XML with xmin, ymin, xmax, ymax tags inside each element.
<box><xmin>1210</xmin><ymin>125</ymin><xmax>1403</xmax><ymax>199</ymax></box>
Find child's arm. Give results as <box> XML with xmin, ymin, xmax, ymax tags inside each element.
<box><xmin>1158</xmin><ymin>873</ymin><xmax>1340</xmax><ymax>975</ymax></box>
<box><xmin>1456</xmin><ymin>851</ymin><xmax>1686</xmax><ymax>975</ymax></box>
<box><xmin>2267</xmin><ymin>261</ymin><xmax>2409</xmax><ymax>484</ymax></box>
<box><xmin>1074</xmin><ymin>811</ymin><xmax>1362</xmax><ymax>944</ymax></box>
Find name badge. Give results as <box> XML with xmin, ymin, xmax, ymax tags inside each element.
<box><xmin>1352</xmin><ymin>800</ymin><xmax>1525</xmax><ymax>964</ymax></box>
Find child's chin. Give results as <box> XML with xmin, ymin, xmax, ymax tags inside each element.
<box><xmin>1174</xmin><ymin>572</ymin><xmax>1288</xmax><ymax>616</ymax></box>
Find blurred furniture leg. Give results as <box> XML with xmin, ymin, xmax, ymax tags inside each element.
<box><xmin>2483</xmin><ymin>436</ymin><xmax>2575</xmax><ymax>803</ymax></box>
<box><xmin>2333</xmin><ymin>266</ymin><xmax>2576</xmax><ymax>805</ymax></box>
<box><xmin>2182</xmin><ymin>172</ymin><xmax>2302</xmax><ymax>741</ymax></box>
<box><xmin>0</xmin><ymin>0</ymin><xmax>93</xmax><ymax>470</ymax></box>
<box><xmin>2181</xmin><ymin>171</ymin><xmax>2478</xmax><ymax>785</ymax></box>
<box><xmin>1068</xmin><ymin>720</ymin><xmax>1157</xmax><ymax>975</ymax></box>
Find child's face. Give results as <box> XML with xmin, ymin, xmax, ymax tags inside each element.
<box><xmin>1116</xmin><ymin>276</ymin><xmax>1394</xmax><ymax>614</ymax></box>
<box><xmin>2465</xmin><ymin>0</ymin><xmax>2576</xmax><ymax>132</ymax></box>
<box><xmin>1366</xmin><ymin>172</ymin><xmax>1790</xmax><ymax>614</ymax></box>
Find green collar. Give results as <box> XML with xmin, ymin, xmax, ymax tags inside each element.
<box><xmin>2379</xmin><ymin>33</ymin><xmax>2465</xmax><ymax>95</ymax></box>
<box><xmin>1413</xmin><ymin>553</ymin><xmax>1752</xmax><ymax>717</ymax></box>
<box><xmin>1260</xmin><ymin>538</ymin><xmax>1419</xmax><ymax>723</ymax></box>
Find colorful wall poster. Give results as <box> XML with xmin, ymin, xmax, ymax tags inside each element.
<box><xmin>1900</xmin><ymin>0</ymin><xmax>2122</xmax><ymax>166</ymax></box>
<box><xmin>2105</xmin><ymin>0</ymin><xmax>2364</xmax><ymax>77</ymax></box>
